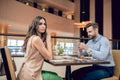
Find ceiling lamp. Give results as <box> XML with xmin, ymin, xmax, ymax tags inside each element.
<box><xmin>74</xmin><ymin>21</ymin><xmax>92</xmax><ymax>30</ymax></box>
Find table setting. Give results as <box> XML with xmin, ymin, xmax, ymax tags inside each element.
<box><xmin>50</xmin><ymin>55</ymin><xmax>97</xmax><ymax>63</ymax></box>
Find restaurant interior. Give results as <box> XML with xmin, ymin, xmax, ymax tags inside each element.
<box><xmin>0</xmin><ymin>0</ymin><xmax>120</xmax><ymax>80</ymax></box>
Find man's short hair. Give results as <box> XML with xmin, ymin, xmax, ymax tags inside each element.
<box><xmin>85</xmin><ymin>23</ymin><xmax>98</xmax><ymax>29</ymax></box>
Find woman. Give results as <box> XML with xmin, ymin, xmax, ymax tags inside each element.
<box><xmin>17</xmin><ymin>16</ymin><xmax>53</xmax><ymax>80</ymax></box>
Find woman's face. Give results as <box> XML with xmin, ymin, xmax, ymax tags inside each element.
<box><xmin>38</xmin><ymin>18</ymin><xmax>46</xmax><ymax>33</ymax></box>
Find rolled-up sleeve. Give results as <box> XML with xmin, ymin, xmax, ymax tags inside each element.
<box><xmin>87</xmin><ymin>38</ymin><xmax>111</xmax><ymax>60</ymax></box>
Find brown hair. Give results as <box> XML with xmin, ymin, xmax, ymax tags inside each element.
<box><xmin>23</xmin><ymin>16</ymin><xmax>47</xmax><ymax>52</ymax></box>
<box><xmin>85</xmin><ymin>23</ymin><xmax>98</xmax><ymax>29</ymax></box>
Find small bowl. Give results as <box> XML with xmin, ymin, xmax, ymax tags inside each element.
<box><xmin>62</xmin><ymin>56</ymin><xmax>72</xmax><ymax>59</ymax></box>
<box><xmin>53</xmin><ymin>55</ymin><xmax>63</xmax><ymax>60</ymax></box>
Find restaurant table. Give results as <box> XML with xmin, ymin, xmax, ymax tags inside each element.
<box><xmin>45</xmin><ymin>57</ymin><xmax>110</xmax><ymax>80</ymax></box>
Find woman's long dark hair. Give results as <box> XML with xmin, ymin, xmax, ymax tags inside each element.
<box><xmin>23</xmin><ymin>16</ymin><xmax>47</xmax><ymax>52</ymax></box>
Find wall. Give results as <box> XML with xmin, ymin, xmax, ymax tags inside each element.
<box><xmin>104</xmin><ymin>0</ymin><xmax>112</xmax><ymax>39</ymax></box>
<box><xmin>0</xmin><ymin>0</ymin><xmax>74</xmax><ymax>36</ymax></box>
<box><xmin>38</xmin><ymin>0</ymin><xmax>74</xmax><ymax>11</ymax></box>
<box><xmin>0</xmin><ymin>0</ymin><xmax>112</xmax><ymax>38</ymax></box>
<box><xmin>90</xmin><ymin>0</ymin><xmax>112</xmax><ymax>39</ymax></box>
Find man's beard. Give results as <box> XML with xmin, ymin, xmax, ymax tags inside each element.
<box><xmin>89</xmin><ymin>35</ymin><xmax>96</xmax><ymax>40</ymax></box>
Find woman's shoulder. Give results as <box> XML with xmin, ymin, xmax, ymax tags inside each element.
<box><xmin>30</xmin><ymin>35</ymin><xmax>41</xmax><ymax>43</ymax></box>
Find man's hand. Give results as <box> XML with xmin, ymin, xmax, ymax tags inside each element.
<box><xmin>78</xmin><ymin>42</ymin><xmax>88</xmax><ymax>50</ymax></box>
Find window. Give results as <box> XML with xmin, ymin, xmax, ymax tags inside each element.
<box><xmin>55</xmin><ymin>41</ymin><xmax>74</xmax><ymax>55</ymax></box>
<box><xmin>7</xmin><ymin>39</ymin><xmax>24</xmax><ymax>55</ymax></box>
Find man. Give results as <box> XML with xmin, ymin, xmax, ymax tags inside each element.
<box><xmin>72</xmin><ymin>23</ymin><xmax>115</xmax><ymax>80</ymax></box>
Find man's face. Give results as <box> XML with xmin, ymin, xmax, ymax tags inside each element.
<box><xmin>86</xmin><ymin>26</ymin><xmax>97</xmax><ymax>39</ymax></box>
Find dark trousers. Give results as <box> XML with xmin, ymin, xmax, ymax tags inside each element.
<box><xmin>71</xmin><ymin>65</ymin><xmax>114</xmax><ymax>80</ymax></box>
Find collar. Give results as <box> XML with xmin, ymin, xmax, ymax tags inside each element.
<box><xmin>92</xmin><ymin>34</ymin><xmax>102</xmax><ymax>42</ymax></box>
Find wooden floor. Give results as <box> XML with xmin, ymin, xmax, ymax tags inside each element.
<box><xmin>0</xmin><ymin>76</ymin><xmax>65</xmax><ymax>80</ymax></box>
<box><xmin>0</xmin><ymin>75</ymin><xmax>7</xmax><ymax>80</ymax></box>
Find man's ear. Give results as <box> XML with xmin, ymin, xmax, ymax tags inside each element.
<box><xmin>95</xmin><ymin>28</ymin><xmax>98</xmax><ymax>33</ymax></box>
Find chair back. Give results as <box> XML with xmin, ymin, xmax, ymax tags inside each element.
<box><xmin>0</xmin><ymin>46</ymin><xmax>16</xmax><ymax>80</ymax></box>
<box><xmin>112</xmin><ymin>50</ymin><xmax>120</xmax><ymax>77</ymax></box>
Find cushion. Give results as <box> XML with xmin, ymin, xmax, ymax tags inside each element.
<box><xmin>42</xmin><ymin>70</ymin><xmax>62</xmax><ymax>80</ymax></box>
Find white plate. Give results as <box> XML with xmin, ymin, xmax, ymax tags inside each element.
<box><xmin>62</xmin><ymin>56</ymin><xmax>72</xmax><ymax>59</ymax></box>
<box><xmin>50</xmin><ymin>59</ymin><xmax>73</xmax><ymax>62</ymax></box>
<box><xmin>74</xmin><ymin>57</ymin><xmax>83</xmax><ymax>61</ymax></box>
<box><xmin>84</xmin><ymin>57</ymin><xmax>93</xmax><ymax>59</ymax></box>
<box><xmin>53</xmin><ymin>56</ymin><xmax>63</xmax><ymax>60</ymax></box>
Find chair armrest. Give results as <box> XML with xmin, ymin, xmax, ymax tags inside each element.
<box><xmin>101</xmin><ymin>76</ymin><xmax>118</xmax><ymax>80</ymax></box>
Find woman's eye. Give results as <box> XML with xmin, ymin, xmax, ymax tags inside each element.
<box><xmin>39</xmin><ymin>23</ymin><xmax>42</xmax><ymax>25</ymax></box>
<box><xmin>44</xmin><ymin>23</ymin><xmax>46</xmax><ymax>26</ymax></box>
<box><xmin>39</xmin><ymin>23</ymin><xmax>46</xmax><ymax>26</ymax></box>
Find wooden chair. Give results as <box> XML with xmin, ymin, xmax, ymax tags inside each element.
<box><xmin>0</xmin><ymin>46</ymin><xmax>16</xmax><ymax>80</ymax></box>
<box><xmin>101</xmin><ymin>50</ymin><xmax>120</xmax><ymax>80</ymax></box>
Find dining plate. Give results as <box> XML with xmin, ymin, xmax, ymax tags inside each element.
<box><xmin>50</xmin><ymin>59</ymin><xmax>74</xmax><ymax>62</ymax></box>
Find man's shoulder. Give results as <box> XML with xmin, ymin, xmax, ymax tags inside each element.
<box><xmin>101</xmin><ymin>36</ymin><xmax>109</xmax><ymax>41</ymax></box>
<box><xmin>100</xmin><ymin>36</ymin><xmax>110</xmax><ymax>43</ymax></box>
